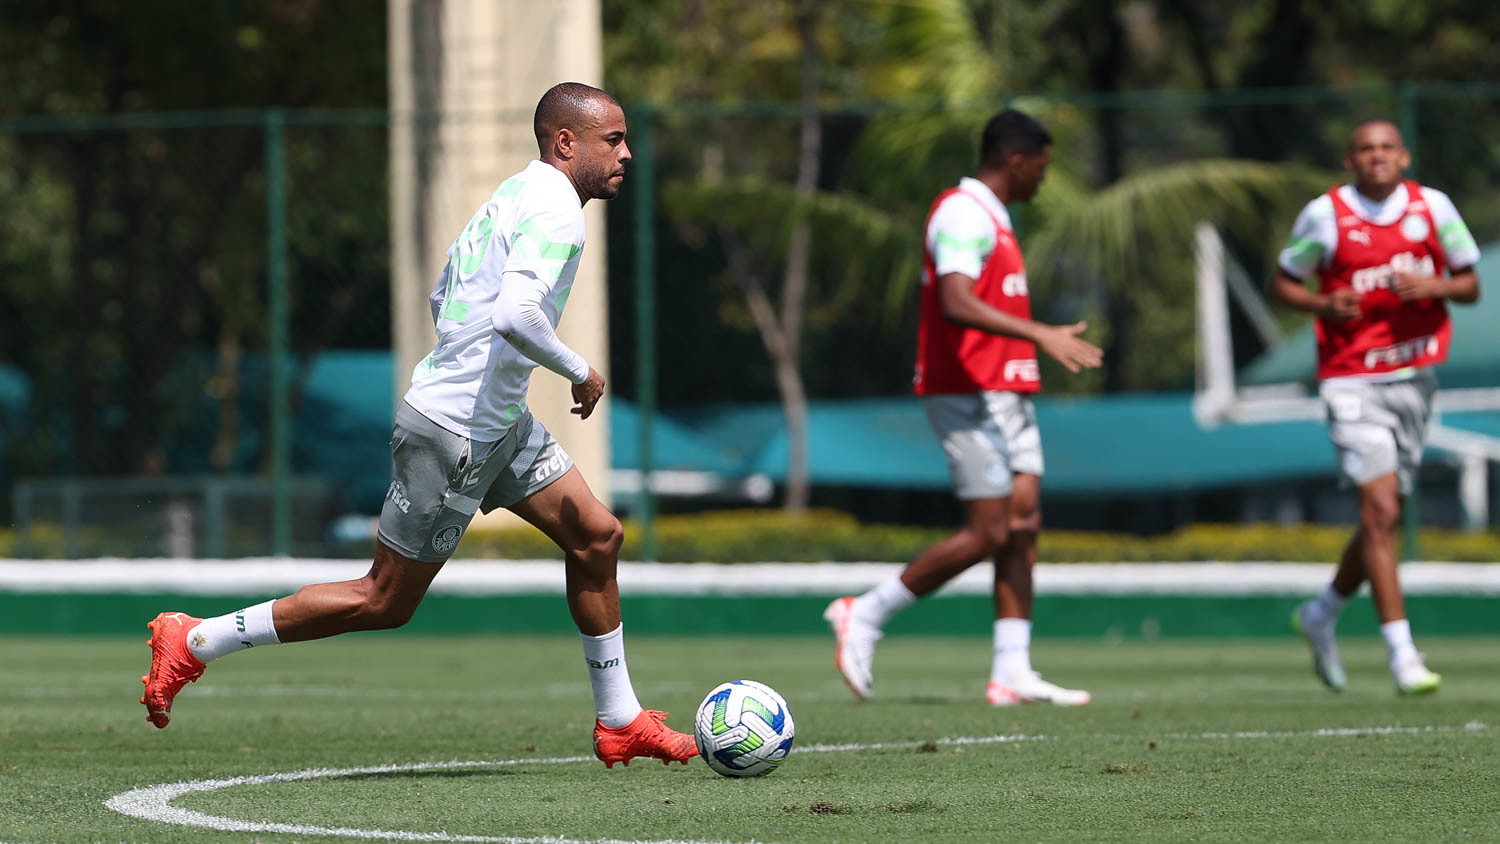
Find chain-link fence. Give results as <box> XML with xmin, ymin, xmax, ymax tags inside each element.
<box><xmin>5</xmin><ymin>85</ymin><xmax>1499</xmax><ymax>556</ymax></box>
<box><xmin>617</xmin><ymin>85</ymin><xmax>1500</xmax><ymax>540</ymax></box>
<box><xmin>1</xmin><ymin>112</ymin><xmax>390</xmax><ymax>557</ymax></box>
<box><xmin>621</xmin><ymin>85</ymin><xmax>1500</xmax><ymax>405</ymax></box>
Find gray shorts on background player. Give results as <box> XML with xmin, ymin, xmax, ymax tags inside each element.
<box><xmin>378</xmin><ymin>402</ymin><xmax>575</xmax><ymax>562</ymax></box>
<box><xmin>924</xmin><ymin>391</ymin><xmax>1044</xmax><ymax>500</ymax></box>
<box><xmin>1320</xmin><ymin>368</ymin><xmax>1436</xmax><ymax>495</ymax></box>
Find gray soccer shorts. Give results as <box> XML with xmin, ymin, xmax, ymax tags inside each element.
<box><xmin>377</xmin><ymin>402</ymin><xmax>574</xmax><ymax>562</ymax></box>
<box><xmin>1319</xmin><ymin>368</ymin><xmax>1436</xmax><ymax>496</ymax></box>
<box><xmin>923</xmin><ymin>391</ymin><xmax>1044</xmax><ymax>501</ymax></box>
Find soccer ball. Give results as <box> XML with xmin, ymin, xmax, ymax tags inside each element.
<box><xmin>693</xmin><ymin>680</ymin><xmax>795</xmax><ymax>777</ymax></box>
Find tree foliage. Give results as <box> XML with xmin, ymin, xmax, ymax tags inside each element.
<box><xmin>604</xmin><ymin>0</ymin><xmax>1500</xmax><ymax>402</ymax></box>
<box><xmin>5</xmin><ymin>0</ymin><xmax>1500</xmax><ymax>489</ymax></box>
<box><xmin>0</xmin><ymin>1</ymin><xmax>386</xmax><ymax>477</ymax></box>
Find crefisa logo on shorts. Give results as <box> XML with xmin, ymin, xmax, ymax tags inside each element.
<box><xmin>387</xmin><ymin>481</ymin><xmax>412</xmax><ymax>514</ymax></box>
<box><xmin>431</xmin><ymin>525</ymin><xmax>463</xmax><ymax>555</ymax></box>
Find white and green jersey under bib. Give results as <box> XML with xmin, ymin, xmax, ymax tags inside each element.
<box><xmin>403</xmin><ymin>160</ymin><xmax>591</xmax><ymax>441</ymax></box>
<box><xmin>1278</xmin><ymin>183</ymin><xmax>1480</xmax><ymax>280</ymax></box>
<box><xmin>927</xmin><ymin>176</ymin><xmax>1013</xmax><ymax>280</ymax></box>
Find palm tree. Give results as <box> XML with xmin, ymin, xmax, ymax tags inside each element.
<box><xmin>660</xmin><ymin>0</ymin><xmax>1336</xmax><ymax>507</ymax></box>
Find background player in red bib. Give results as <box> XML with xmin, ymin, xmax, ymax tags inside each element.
<box><xmin>825</xmin><ymin>110</ymin><xmax>1102</xmax><ymax>706</ymax></box>
<box><xmin>1272</xmin><ymin>119</ymin><xmax>1481</xmax><ymax>695</ymax></box>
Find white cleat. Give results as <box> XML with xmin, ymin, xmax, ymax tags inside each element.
<box><xmin>1292</xmin><ymin>601</ymin><xmax>1347</xmax><ymax>692</ymax></box>
<box><xmin>1393</xmin><ymin>657</ymin><xmax>1441</xmax><ymax>696</ymax></box>
<box><xmin>823</xmin><ymin>596</ymin><xmax>879</xmax><ymax>700</ymax></box>
<box><xmin>987</xmin><ymin>671</ymin><xmax>1091</xmax><ymax>707</ymax></box>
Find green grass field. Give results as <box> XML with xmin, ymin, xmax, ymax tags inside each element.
<box><xmin>2</xmin><ymin>633</ymin><xmax>1496</xmax><ymax>842</ymax></box>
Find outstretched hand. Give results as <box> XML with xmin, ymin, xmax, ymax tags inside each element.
<box><xmin>572</xmin><ymin>368</ymin><xmax>606</xmax><ymax>420</ymax></box>
<box><xmin>1037</xmin><ymin>321</ymin><xmax>1103</xmax><ymax>373</ymax></box>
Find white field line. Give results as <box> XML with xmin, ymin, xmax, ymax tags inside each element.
<box><xmin>7</xmin><ymin>559</ymin><xmax>1500</xmax><ymax>596</ymax></box>
<box><xmin>104</xmin><ymin>756</ymin><xmax>747</xmax><ymax>844</ymax></box>
<box><xmin>104</xmin><ymin>722</ymin><xmax>1487</xmax><ymax>843</ymax></box>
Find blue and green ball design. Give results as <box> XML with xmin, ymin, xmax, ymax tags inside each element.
<box><xmin>693</xmin><ymin>679</ymin><xmax>796</xmax><ymax>777</ymax></box>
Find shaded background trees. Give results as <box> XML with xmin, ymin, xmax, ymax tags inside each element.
<box><xmin>0</xmin><ymin>1</ymin><xmax>386</xmax><ymax>480</ymax></box>
<box><xmin>4</xmin><ymin>0</ymin><xmax>1500</xmax><ymax>517</ymax></box>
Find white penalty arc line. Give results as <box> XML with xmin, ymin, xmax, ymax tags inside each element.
<box><xmin>103</xmin><ymin>753</ymin><xmax>732</xmax><ymax>844</ymax></box>
<box><xmin>105</xmin><ymin>723</ymin><xmax>1488</xmax><ymax>844</ymax></box>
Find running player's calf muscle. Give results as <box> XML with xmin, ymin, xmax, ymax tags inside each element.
<box><xmin>271</xmin><ymin>542</ymin><xmax>440</xmax><ymax>642</ymax></box>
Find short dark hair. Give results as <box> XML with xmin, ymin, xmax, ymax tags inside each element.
<box><xmin>533</xmin><ymin>82</ymin><xmax>620</xmax><ymax>152</ymax></box>
<box><xmin>979</xmin><ymin>109</ymin><xmax>1052</xmax><ymax>167</ymax></box>
<box><xmin>1348</xmin><ymin>118</ymin><xmax>1402</xmax><ymax>150</ymax></box>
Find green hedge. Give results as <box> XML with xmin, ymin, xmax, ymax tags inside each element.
<box><xmin>4</xmin><ymin>510</ymin><xmax>1498</xmax><ymax>562</ymax></box>
<box><xmin>454</xmin><ymin>509</ymin><xmax>1500</xmax><ymax>563</ymax></box>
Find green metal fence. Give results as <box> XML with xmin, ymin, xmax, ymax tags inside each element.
<box><xmin>1</xmin><ymin>109</ymin><xmax>390</xmax><ymax>556</ymax></box>
<box><xmin>4</xmin><ymin>84</ymin><xmax>1500</xmax><ymax>558</ymax></box>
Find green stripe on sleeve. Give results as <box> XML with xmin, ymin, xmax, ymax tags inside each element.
<box><xmin>495</xmin><ymin>177</ymin><xmax>525</xmax><ymax>198</ymax></box>
<box><xmin>1282</xmin><ymin>236</ymin><xmax>1324</xmax><ymax>263</ymax></box>
<box><xmin>514</xmin><ymin>218</ymin><xmax>583</xmax><ymax>263</ymax></box>
<box><xmin>1438</xmin><ymin>220</ymin><xmax>1478</xmax><ymax>255</ymax></box>
<box><xmin>934</xmin><ymin>232</ymin><xmax>992</xmax><ymax>252</ymax></box>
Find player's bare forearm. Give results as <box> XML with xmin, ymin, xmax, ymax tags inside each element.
<box><xmin>944</xmin><ymin>299</ymin><xmax>1041</xmax><ymax>340</ymax></box>
<box><xmin>937</xmin><ymin>272</ymin><xmax>1101</xmax><ymax>371</ymax></box>
<box><xmin>1271</xmin><ymin>270</ymin><xmax>1359</xmax><ymax>320</ymax></box>
<box><xmin>937</xmin><ymin>273</ymin><xmax>1041</xmax><ymax>341</ymax></box>
<box><xmin>1443</xmin><ymin>268</ymin><xmax>1479</xmax><ymax>304</ymax></box>
<box><xmin>1393</xmin><ymin>268</ymin><xmax>1479</xmax><ymax>304</ymax></box>
<box><xmin>1270</xmin><ymin>271</ymin><xmax>1320</xmax><ymax>312</ymax></box>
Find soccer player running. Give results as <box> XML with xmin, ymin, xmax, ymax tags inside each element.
<box><xmin>1273</xmin><ymin>120</ymin><xmax>1480</xmax><ymax>695</ymax></box>
<box><xmin>825</xmin><ymin>109</ymin><xmax>1102</xmax><ymax>706</ymax></box>
<box><xmin>141</xmin><ymin>83</ymin><xmax>699</xmax><ymax>767</ymax></box>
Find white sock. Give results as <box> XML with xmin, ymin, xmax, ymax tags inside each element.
<box><xmin>187</xmin><ymin>600</ymin><xmax>281</xmax><ymax>663</ymax></box>
<box><xmin>581</xmin><ymin>624</ymin><xmax>643</xmax><ymax>728</ymax></box>
<box><xmin>852</xmin><ymin>575</ymin><xmax>916</xmax><ymax>629</ymax></box>
<box><xmin>991</xmin><ymin>617</ymin><xmax>1032</xmax><ymax>681</ymax></box>
<box><xmin>1380</xmin><ymin>619</ymin><xmax>1419</xmax><ymax>670</ymax></box>
<box><xmin>1304</xmin><ymin>585</ymin><xmax>1350</xmax><ymax>627</ymax></box>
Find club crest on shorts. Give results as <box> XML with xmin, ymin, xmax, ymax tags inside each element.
<box><xmin>431</xmin><ymin>525</ymin><xmax>463</xmax><ymax>555</ymax></box>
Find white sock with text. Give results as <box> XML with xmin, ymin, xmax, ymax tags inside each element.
<box><xmin>187</xmin><ymin>600</ymin><xmax>281</xmax><ymax>663</ymax></box>
<box><xmin>581</xmin><ymin>624</ymin><xmax>643</xmax><ymax>728</ymax></box>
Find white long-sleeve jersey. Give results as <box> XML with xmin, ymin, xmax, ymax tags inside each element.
<box><xmin>403</xmin><ymin>160</ymin><xmax>591</xmax><ymax>441</ymax></box>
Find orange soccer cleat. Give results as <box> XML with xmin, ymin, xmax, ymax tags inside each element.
<box><xmin>592</xmin><ymin>709</ymin><xmax>699</xmax><ymax>768</ymax></box>
<box><xmin>140</xmin><ymin>612</ymin><xmax>207</xmax><ymax>728</ymax></box>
